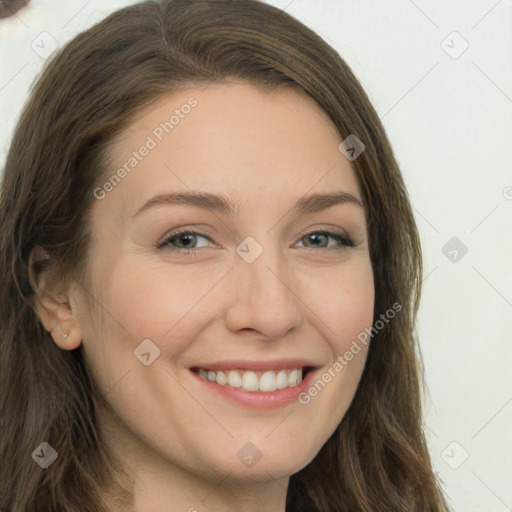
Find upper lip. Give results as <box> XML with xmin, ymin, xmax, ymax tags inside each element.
<box><xmin>190</xmin><ymin>359</ymin><xmax>318</xmax><ymax>372</ymax></box>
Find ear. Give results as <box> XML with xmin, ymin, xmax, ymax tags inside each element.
<box><xmin>28</xmin><ymin>245</ymin><xmax>82</xmax><ymax>350</ymax></box>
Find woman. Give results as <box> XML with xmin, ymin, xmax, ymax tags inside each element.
<box><xmin>0</xmin><ymin>0</ymin><xmax>449</xmax><ymax>510</ymax></box>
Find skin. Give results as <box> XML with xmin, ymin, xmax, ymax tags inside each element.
<box><xmin>34</xmin><ymin>82</ymin><xmax>375</xmax><ymax>512</ymax></box>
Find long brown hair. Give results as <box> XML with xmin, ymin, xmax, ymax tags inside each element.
<box><xmin>0</xmin><ymin>1</ymin><xmax>449</xmax><ymax>510</ymax></box>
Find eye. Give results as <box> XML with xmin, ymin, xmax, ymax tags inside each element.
<box><xmin>297</xmin><ymin>229</ymin><xmax>355</xmax><ymax>250</ymax></box>
<box><xmin>156</xmin><ymin>228</ymin><xmax>215</xmax><ymax>253</ymax></box>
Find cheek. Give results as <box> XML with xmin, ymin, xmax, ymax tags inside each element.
<box><xmin>80</xmin><ymin>256</ymin><xmax>230</xmax><ymax>395</ymax></box>
<box><xmin>100</xmin><ymin>257</ymin><xmax>216</xmax><ymax>339</ymax></box>
<box><xmin>299</xmin><ymin>255</ymin><xmax>375</xmax><ymax>344</ymax></box>
<box><xmin>294</xmin><ymin>258</ymin><xmax>374</xmax><ymax>438</ymax></box>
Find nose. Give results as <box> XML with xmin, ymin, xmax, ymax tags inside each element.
<box><xmin>224</xmin><ymin>241</ymin><xmax>303</xmax><ymax>339</ymax></box>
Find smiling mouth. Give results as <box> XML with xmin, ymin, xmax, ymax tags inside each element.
<box><xmin>190</xmin><ymin>367</ymin><xmax>314</xmax><ymax>393</ymax></box>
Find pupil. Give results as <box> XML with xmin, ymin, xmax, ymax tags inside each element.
<box><xmin>310</xmin><ymin>234</ymin><xmax>325</xmax><ymax>246</ymax></box>
<box><xmin>179</xmin><ymin>234</ymin><xmax>194</xmax><ymax>247</ymax></box>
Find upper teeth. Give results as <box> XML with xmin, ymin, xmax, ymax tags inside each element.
<box><xmin>197</xmin><ymin>368</ymin><xmax>303</xmax><ymax>392</ymax></box>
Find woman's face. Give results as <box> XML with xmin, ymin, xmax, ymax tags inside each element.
<box><xmin>73</xmin><ymin>82</ymin><xmax>374</xmax><ymax>488</ymax></box>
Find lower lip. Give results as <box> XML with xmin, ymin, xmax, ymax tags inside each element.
<box><xmin>190</xmin><ymin>369</ymin><xmax>316</xmax><ymax>409</ymax></box>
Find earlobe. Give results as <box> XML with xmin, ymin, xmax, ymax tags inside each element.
<box><xmin>49</xmin><ymin>300</ymin><xmax>83</xmax><ymax>350</ymax></box>
<box><xmin>29</xmin><ymin>245</ymin><xmax>83</xmax><ymax>351</ymax></box>
<box><xmin>52</xmin><ymin>328</ymin><xmax>82</xmax><ymax>351</ymax></box>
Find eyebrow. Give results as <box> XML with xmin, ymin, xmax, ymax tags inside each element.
<box><xmin>133</xmin><ymin>189</ymin><xmax>363</xmax><ymax>218</ymax></box>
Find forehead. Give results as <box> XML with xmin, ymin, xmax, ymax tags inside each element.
<box><xmin>99</xmin><ymin>82</ymin><xmax>361</xmax><ymax>219</ymax></box>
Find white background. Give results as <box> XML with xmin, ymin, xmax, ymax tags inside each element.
<box><xmin>0</xmin><ymin>1</ymin><xmax>511</xmax><ymax>511</ymax></box>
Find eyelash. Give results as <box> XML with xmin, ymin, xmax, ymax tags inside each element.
<box><xmin>156</xmin><ymin>227</ymin><xmax>356</xmax><ymax>254</ymax></box>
